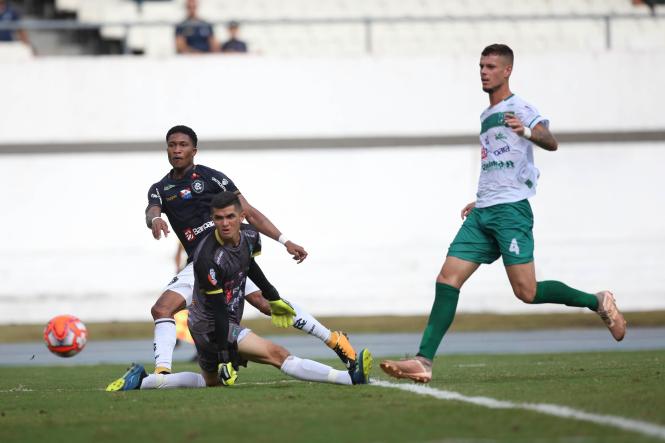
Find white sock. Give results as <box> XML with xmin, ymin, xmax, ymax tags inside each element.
<box><xmin>153</xmin><ymin>318</ymin><xmax>177</xmax><ymax>371</ymax></box>
<box><xmin>140</xmin><ymin>372</ymin><xmax>206</xmax><ymax>389</ymax></box>
<box><xmin>288</xmin><ymin>301</ymin><xmax>332</xmax><ymax>343</ymax></box>
<box><xmin>280</xmin><ymin>355</ymin><xmax>352</xmax><ymax>385</ymax></box>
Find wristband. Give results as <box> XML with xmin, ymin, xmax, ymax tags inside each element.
<box><xmin>278</xmin><ymin>234</ymin><xmax>289</xmax><ymax>245</ymax></box>
<box><xmin>151</xmin><ymin>216</ymin><xmax>162</xmax><ymax>226</ymax></box>
<box><xmin>522</xmin><ymin>127</ymin><xmax>532</xmax><ymax>140</ymax></box>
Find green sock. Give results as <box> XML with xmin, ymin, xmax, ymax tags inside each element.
<box><xmin>533</xmin><ymin>280</ymin><xmax>598</xmax><ymax>311</ymax></box>
<box><xmin>417</xmin><ymin>283</ymin><xmax>460</xmax><ymax>360</ymax></box>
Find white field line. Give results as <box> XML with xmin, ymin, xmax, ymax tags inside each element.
<box><xmin>372</xmin><ymin>380</ymin><xmax>665</xmax><ymax>441</ymax></box>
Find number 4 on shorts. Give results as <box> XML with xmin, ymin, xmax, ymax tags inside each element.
<box><xmin>509</xmin><ymin>238</ymin><xmax>520</xmax><ymax>255</ymax></box>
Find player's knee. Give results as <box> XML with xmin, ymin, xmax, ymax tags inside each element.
<box><xmin>151</xmin><ymin>303</ymin><xmax>170</xmax><ymax>320</ymax></box>
<box><xmin>267</xmin><ymin>343</ymin><xmax>290</xmax><ymax>368</ymax></box>
<box><xmin>151</xmin><ymin>292</ymin><xmax>185</xmax><ymax>319</ymax></box>
<box><xmin>514</xmin><ymin>285</ymin><xmax>536</xmax><ymax>303</ymax></box>
<box><xmin>436</xmin><ymin>272</ymin><xmax>460</xmax><ymax>288</ymax></box>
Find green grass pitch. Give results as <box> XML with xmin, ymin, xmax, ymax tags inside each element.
<box><xmin>1</xmin><ymin>351</ymin><xmax>664</xmax><ymax>443</ymax></box>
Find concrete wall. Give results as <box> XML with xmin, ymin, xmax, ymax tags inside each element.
<box><xmin>1</xmin><ymin>51</ymin><xmax>664</xmax><ymax>145</ymax></box>
<box><xmin>1</xmin><ymin>143</ymin><xmax>663</xmax><ymax>323</ymax></box>
<box><xmin>0</xmin><ymin>53</ymin><xmax>663</xmax><ymax>323</ymax></box>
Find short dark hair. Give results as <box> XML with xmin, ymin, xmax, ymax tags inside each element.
<box><xmin>211</xmin><ymin>191</ymin><xmax>241</xmax><ymax>211</ymax></box>
<box><xmin>166</xmin><ymin>125</ymin><xmax>198</xmax><ymax>147</ymax></box>
<box><xmin>481</xmin><ymin>44</ymin><xmax>514</xmax><ymax>65</ymax></box>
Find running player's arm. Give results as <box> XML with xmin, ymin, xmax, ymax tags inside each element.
<box><xmin>208</xmin><ymin>167</ymin><xmax>307</xmax><ymax>262</ymax></box>
<box><xmin>529</xmin><ymin>123</ymin><xmax>558</xmax><ymax>151</ymax></box>
<box><xmin>504</xmin><ymin>113</ymin><xmax>558</xmax><ymax>151</ymax></box>
<box><xmin>145</xmin><ymin>184</ymin><xmax>170</xmax><ymax>239</ymax></box>
<box><xmin>461</xmin><ymin>201</ymin><xmax>476</xmax><ymax>219</ymax></box>
<box><xmin>237</xmin><ymin>194</ymin><xmax>308</xmax><ymax>263</ymax></box>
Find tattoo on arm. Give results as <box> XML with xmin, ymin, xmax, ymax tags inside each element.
<box><xmin>530</xmin><ymin>124</ymin><xmax>558</xmax><ymax>151</ymax></box>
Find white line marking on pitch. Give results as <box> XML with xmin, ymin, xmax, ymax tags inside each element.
<box><xmin>372</xmin><ymin>380</ymin><xmax>665</xmax><ymax>441</ymax></box>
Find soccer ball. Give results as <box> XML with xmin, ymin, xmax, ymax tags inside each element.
<box><xmin>43</xmin><ymin>315</ymin><xmax>88</xmax><ymax>357</ymax></box>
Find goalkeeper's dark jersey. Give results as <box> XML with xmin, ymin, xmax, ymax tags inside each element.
<box><xmin>146</xmin><ymin>164</ymin><xmax>239</xmax><ymax>258</ymax></box>
<box><xmin>188</xmin><ymin>225</ymin><xmax>262</xmax><ymax>334</ymax></box>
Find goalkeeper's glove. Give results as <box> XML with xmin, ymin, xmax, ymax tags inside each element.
<box><xmin>218</xmin><ymin>362</ymin><xmax>238</xmax><ymax>386</ymax></box>
<box><xmin>268</xmin><ymin>299</ymin><xmax>296</xmax><ymax>328</ymax></box>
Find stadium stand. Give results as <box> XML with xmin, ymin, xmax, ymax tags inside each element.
<box><xmin>3</xmin><ymin>0</ymin><xmax>664</xmax><ymax>56</ymax></box>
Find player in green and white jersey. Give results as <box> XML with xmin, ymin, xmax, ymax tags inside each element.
<box><xmin>380</xmin><ymin>44</ymin><xmax>626</xmax><ymax>383</ymax></box>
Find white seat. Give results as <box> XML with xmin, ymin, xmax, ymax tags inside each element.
<box><xmin>100</xmin><ymin>0</ymin><xmax>140</xmax><ymax>40</ymax></box>
<box><xmin>55</xmin><ymin>0</ymin><xmax>81</xmax><ymax>14</ymax></box>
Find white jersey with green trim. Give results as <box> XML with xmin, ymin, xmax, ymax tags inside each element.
<box><xmin>475</xmin><ymin>94</ymin><xmax>549</xmax><ymax>208</ymax></box>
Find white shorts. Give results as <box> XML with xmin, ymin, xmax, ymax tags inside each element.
<box><xmin>164</xmin><ymin>262</ymin><xmax>261</xmax><ymax>307</ymax></box>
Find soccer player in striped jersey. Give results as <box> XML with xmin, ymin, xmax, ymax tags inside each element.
<box><xmin>380</xmin><ymin>44</ymin><xmax>626</xmax><ymax>383</ymax></box>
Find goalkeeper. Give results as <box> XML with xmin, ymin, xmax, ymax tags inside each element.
<box><xmin>107</xmin><ymin>192</ymin><xmax>372</xmax><ymax>391</ymax></box>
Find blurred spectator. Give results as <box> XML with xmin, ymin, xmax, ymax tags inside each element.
<box><xmin>175</xmin><ymin>0</ymin><xmax>219</xmax><ymax>54</ymax></box>
<box><xmin>632</xmin><ymin>0</ymin><xmax>665</xmax><ymax>15</ymax></box>
<box><xmin>0</xmin><ymin>0</ymin><xmax>31</xmax><ymax>47</ymax></box>
<box><xmin>221</xmin><ymin>21</ymin><xmax>248</xmax><ymax>54</ymax></box>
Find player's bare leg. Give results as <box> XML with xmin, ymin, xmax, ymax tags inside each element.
<box><xmin>506</xmin><ymin>262</ymin><xmax>626</xmax><ymax>341</ymax></box>
<box><xmin>381</xmin><ymin>257</ymin><xmax>479</xmax><ymax>383</ymax></box>
<box><xmin>238</xmin><ymin>331</ymin><xmax>371</xmax><ymax>385</ymax></box>
<box><xmin>504</xmin><ymin>262</ymin><xmax>537</xmax><ymax>303</ymax></box>
<box><xmin>245</xmin><ymin>291</ymin><xmax>357</xmax><ymax>368</ymax></box>
<box><xmin>151</xmin><ymin>290</ymin><xmax>186</xmax><ymax>374</ymax></box>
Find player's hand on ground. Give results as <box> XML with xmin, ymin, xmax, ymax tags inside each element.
<box><xmin>218</xmin><ymin>362</ymin><xmax>238</xmax><ymax>386</ymax></box>
<box><xmin>151</xmin><ymin>217</ymin><xmax>170</xmax><ymax>239</ymax></box>
<box><xmin>285</xmin><ymin>241</ymin><xmax>308</xmax><ymax>264</ymax></box>
<box><xmin>504</xmin><ymin>113</ymin><xmax>525</xmax><ymax>136</ymax></box>
<box><xmin>269</xmin><ymin>299</ymin><xmax>296</xmax><ymax>328</ymax></box>
<box><xmin>461</xmin><ymin>201</ymin><xmax>476</xmax><ymax>219</ymax></box>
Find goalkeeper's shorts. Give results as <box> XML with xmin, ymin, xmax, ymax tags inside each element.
<box><xmin>190</xmin><ymin>323</ymin><xmax>251</xmax><ymax>373</ymax></box>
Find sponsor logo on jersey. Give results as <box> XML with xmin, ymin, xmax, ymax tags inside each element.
<box><xmin>150</xmin><ymin>193</ymin><xmax>160</xmax><ymax>200</ymax></box>
<box><xmin>193</xmin><ymin>220</ymin><xmax>214</xmax><ymax>235</ymax></box>
<box><xmin>493</xmin><ymin>146</ymin><xmax>511</xmax><ymax>156</ymax></box>
<box><xmin>481</xmin><ymin>160</ymin><xmax>515</xmax><ymax>172</ymax></box>
<box><xmin>213</xmin><ymin>249</ymin><xmax>224</xmax><ymax>264</ymax></box>
<box><xmin>166</xmin><ymin>194</ymin><xmax>177</xmax><ymax>202</ymax></box>
<box><xmin>179</xmin><ymin>188</ymin><xmax>193</xmax><ymax>200</ymax></box>
<box><xmin>163</xmin><ymin>184</ymin><xmax>176</xmax><ymax>190</ymax></box>
<box><xmin>184</xmin><ymin>228</ymin><xmax>195</xmax><ymax>241</ymax></box>
<box><xmin>208</xmin><ymin>268</ymin><xmax>217</xmax><ymax>286</ymax></box>
<box><xmin>212</xmin><ymin>176</ymin><xmax>228</xmax><ymax>190</ymax></box>
<box><xmin>192</xmin><ymin>179</ymin><xmax>205</xmax><ymax>194</ymax></box>
<box><xmin>494</xmin><ymin>132</ymin><xmax>507</xmax><ymax>141</ymax></box>
<box><xmin>168</xmin><ymin>276</ymin><xmax>179</xmax><ymax>285</ymax></box>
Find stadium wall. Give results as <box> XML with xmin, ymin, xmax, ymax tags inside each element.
<box><xmin>0</xmin><ymin>51</ymin><xmax>664</xmax><ymax>145</ymax></box>
<box><xmin>1</xmin><ymin>52</ymin><xmax>663</xmax><ymax>323</ymax></box>
<box><xmin>1</xmin><ymin>143</ymin><xmax>663</xmax><ymax>323</ymax></box>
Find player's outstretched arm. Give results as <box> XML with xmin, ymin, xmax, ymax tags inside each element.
<box><xmin>237</xmin><ymin>194</ymin><xmax>308</xmax><ymax>263</ymax></box>
<box><xmin>146</xmin><ymin>205</ymin><xmax>170</xmax><ymax>239</ymax></box>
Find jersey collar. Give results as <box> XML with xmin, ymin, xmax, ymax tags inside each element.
<box><xmin>214</xmin><ymin>229</ymin><xmax>225</xmax><ymax>246</ymax></box>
